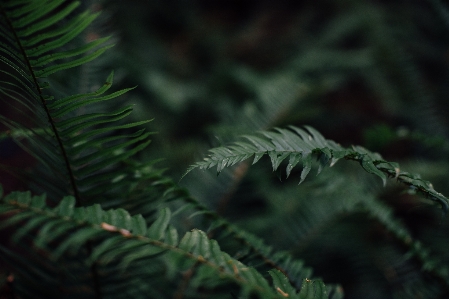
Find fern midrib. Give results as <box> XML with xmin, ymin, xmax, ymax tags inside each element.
<box><xmin>5</xmin><ymin>199</ymin><xmax>276</xmax><ymax>298</ymax></box>
<box><xmin>1</xmin><ymin>6</ymin><xmax>103</xmax><ymax>297</ymax></box>
<box><xmin>199</xmin><ymin>146</ymin><xmax>448</xmax><ymax>212</ymax></box>
<box><xmin>169</xmin><ymin>186</ymin><xmax>306</xmax><ymax>291</ymax></box>
<box><xmin>1</xmin><ymin>6</ymin><xmax>82</xmax><ymax>206</ymax></box>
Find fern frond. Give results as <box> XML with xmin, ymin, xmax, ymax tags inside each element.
<box><xmin>0</xmin><ymin>1</ymin><xmax>152</xmax><ymax>204</ymax></box>
<box><xmin>0</xmin><ymin>189</ymin><xmax>328</xmax><ymax>299</ymax></box>
<box><xmin>362</xmin><ymin>192</ymin><xmax>449</xmax><ymax>285</ymax></box>
<box><xmin>186</xmin><ymin>126</ymin><xmax>449</xmax><ymax>213</ymax></box>
<box><xmin>158</xmin><ymin>173</ymin><xmax>349</xmax><ymax>297</ymax></box>
<box><xmin>283</xmin><ymin>174</ymin><xmax>449</xmax><ymax>288</ymax></box>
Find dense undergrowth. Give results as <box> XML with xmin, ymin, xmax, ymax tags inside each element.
<box><xmin>1</xmin><ymin>0</ymin><xmax>449</xmax><ymax>298</ymax></box>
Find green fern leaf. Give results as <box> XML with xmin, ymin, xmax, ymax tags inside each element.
<box><xmin>270</xmin><ymin>269</ymin><xmax>301</xmax><ymax>298</ymax></box>
<box><xmin>0</xmin><ymin>0</ymin><xmax>153</xmax><ymax>206</ymax></box>
<box><xmin>0</xmin><ymin>189</ymin><xmax>319</xmax><ymax>298</ymax></box>
<box><xmin>185</xmin><ymin>126</ymin><xmax>342</xmax><ymax>181</ymax></box>
<box><xmin>148</xmin><ymin>171</ymin><xmax>328</xmax><ymax>295</ymax></box>
<box><xmin>186</xmin><ymin>126</ymin><xmax>449</xmax><ymax>212</ymax></box>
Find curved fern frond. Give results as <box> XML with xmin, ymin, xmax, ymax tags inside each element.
<box><xmin>186</xmin><ymin>126</ymin><xmax>449</xmax><ymax>213</ymax></box>
<box><xmin>157</xmin><ymin>173</ymin><xmax>348</xmax><ymax>297</ymax></box>
<box><xmin>0</xmin><ymin>1</ymin><xmax>152</xmax><ymax>205</ymax></box>
<box><xmin>268</xmin><ymin>173</ymin><xmax>449</xmax><ymax>289</ymax></box>
<box><xmin>0</xmin><ymin>189</ymin><xmax>328</xmax><ymax>299</ymax></box>
<box><xmin>362</xmin><ymin>192</ymin><xmax>449</xmax><ymax>285</ymax></box>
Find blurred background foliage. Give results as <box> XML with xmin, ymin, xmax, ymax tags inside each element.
<box><xmin>3</xmin><ymin>0</ymin><xmax>449</xmax><ymax>298</ymax></box>
<box><xmin>104</xmin><ymin>0</ymin><xmax>449</xmax><ymax>169</ymax></box>
<box><xmin>104</xmin><ymin>0</ymin><xmax>449</xmax><ymax>298</ymax></box>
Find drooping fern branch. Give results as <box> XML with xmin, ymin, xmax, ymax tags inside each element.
<box><xmin>185</xmin><ymin>126</ymin><xmax>449</xmax><ymax>213</ymax></box>
<box><xmin>118</xmin><ymin>167</ymin><xmax>342</xmax><ymax>295</ymax></box>
<box><xmin>0</xmin><ymin>187</ymin><xmax>329</xmax><ymax>299</ymax></box>
<box><xmin>165</xmin><ymin>184</ymin><xmax>317</xmax><ymax>288</ymax></box>
<box><xmin>274</xmin><ymin>174</ymin><xmax>449</xmax><ymax>288</ymax></box>
<box><xmin>186</xmin><ymin>125</ymin><xmax>449</xmax><ymax>295</ymax></box>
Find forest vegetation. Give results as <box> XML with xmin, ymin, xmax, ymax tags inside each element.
<box><xmin>1</xmin><ymin>0</ymin><xmax>449</xmax><ymax>298</ymax></box>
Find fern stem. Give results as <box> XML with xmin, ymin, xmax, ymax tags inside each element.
<box><xmin>173</xmin><ymin>262</ymin><xmax>198</xmax><ymax>299</ymax></box>
<box><xmin>0</xmin><ymin>5</ymin><xmax>102</xmax><ymax>298</ymax></box>
<box><xmin>170</xmin><ymin>187</ymin><xmax>305</xmax><ymax>292</ymax></box>
<box><xmin>0</xmin><ymin>5</ymin><xmax>81</xmax><ymax>205</ymax></box>
<box><xmin>1</xmin><ymin>4</ymin><xmax>82</xmax><ymax>206</ymax></box>
<box><xmin>90</xmin><ymin>257</ymin><xmax>103</xmax><ymax>299</ymax></box>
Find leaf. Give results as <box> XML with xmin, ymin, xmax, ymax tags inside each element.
<box><xmin>253</xmin><ymin>152</ymin><xmax>265</xmax><ymax>164</ymax></box>
<box><xmin>52</xmin><ymin>196</ymin><xmax>76</xmax><ymax>217</ymax></box>
<box><xmin>147</xmin><ymin>208</ymin><xmax>172</xmax><ymax>241</ymax></box>
<box><xmin>0</xmin><ymin>191</ymin><xmax>298</xmax><ymax>298</ymax></box>
<box><xmin>316</xmin><ymin>151</ymin><xmax>330</xmax><ymax>176</ymax></box>
<box><xmin>299</xmin><ymin>154</ymin><xmax>312</xmax><ymax>185</ymax></box>
<box><xmin>298</xmin><ymin>279</ymin><xmax>328</xmax><ymax>299</ymax></box>
<box><xmin>186</xmin><ymin>126</ymin><xmax>449</xmax><ymax>211</ymax></box>
<box><xmin>270</xmin><ymin>269</ymin><xmax>299</xmax><ymax>298</ymax></box>
<box><xmin>286</xmin><ymin>153</ymin><xmax>302</xmax><ymax>178</ymax></box>
<box><xmin>304</xmin><ymin>126</ymin><xmax>328</xmax><ymax>149</ymax></box>
<box><xmin>361</xmin><ymin>156</ymin><xmax>387</xmax><ymax>186</ymax></box>
<box><xmin>1</xmin><ymin>0</ymin><xmax>153</xmax><ymax>208</ymax></box>
<box><xmin>269</xmin><ymin>151</ymin><xmax>290</xmax><ymax>171</ymax></box>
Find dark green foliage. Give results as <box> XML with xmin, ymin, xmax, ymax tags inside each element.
<box><xmin>1</xmin><ymin>0</ymin><xmax>449</xmax><ymax>298</ymax></box>
<box><xmin>0</xmin><ymin>191</ymin><xmax>317</xmax><ymax>298</ymax></box>
<box><xmin>0</xmin><ymin>0</ymin><xmax>152</xmax><ymax>206</ymax></box>
<box><xmin>186</xmin><ymin>126</ymin><xmax>448</xmax><ymax>213</ymax></box>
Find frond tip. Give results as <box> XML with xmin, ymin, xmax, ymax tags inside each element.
<box><xmin>185</xmin><ymin>126</ymin><xmax>449</xmax><ymax>213</ymax></box>
<box><xmin>183</xmin><ymin>126</ymin><xmax>342</xmax><ymax>182</ymax></box>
